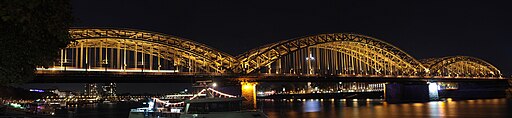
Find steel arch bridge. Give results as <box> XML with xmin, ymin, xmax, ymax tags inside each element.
<box><xmin>43</xmin><ymin>28</ymin><xmax>238</xmax><ymax>74</ymax></box>
<box><xmin>36</xmin><ymin>28</ymin><xmax>504</xmax><ymax>81</ymax></box>
<box><xmin>236</xmin><ymin>33</ymin><xmax>428</xmax><ymax>77</ymax></box>
<box><xmin>420</xmin><ymin>56</ymin><xmax>501</xmax><ymax>78</ymax></box>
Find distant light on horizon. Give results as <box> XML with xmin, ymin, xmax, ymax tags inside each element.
<box><xmin>29</xmin><ymin>89</ymin><xmax>44</xmax><ymax>93</ymax></box>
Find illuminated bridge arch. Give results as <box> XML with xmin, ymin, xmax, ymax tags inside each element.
<box><xmin>236</xmin><ymin>33</ymin><xmax>427</xmax><ymax>77</ymax></box>
<box><xmin>52</xmin><ymin>28</ymin><xmax>237</xmax><ymax>73</ymax></box>
<box><xmin>420</xmin><ymin>56</ymin><xmax>502</xmax><ymax>78</ymax></box>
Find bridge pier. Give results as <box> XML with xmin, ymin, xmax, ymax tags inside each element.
<box><xmin>240</xmin><ymin>82</ymin><xmax>257</xmax><ymax>110</ymax></box>
<box><xmin>385</xmin><ymin>82</ymin><xmax>432</xmax><ymax>103</ymax></box>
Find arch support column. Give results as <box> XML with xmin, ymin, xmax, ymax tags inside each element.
<box><xmin>241</xmin><ymin>81</ymin><xmax>257</xmax><ymax>110</ymax></box>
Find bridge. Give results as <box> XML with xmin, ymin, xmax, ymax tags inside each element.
<box><xmin>33</xmin><ymin>28</ymin><xmax>508</xmax><ymax>106</ymax></box>
<box><xmin>35</xmin><ymin>28</ymin><xmax>503</xmax><ymax>81</ymax></box>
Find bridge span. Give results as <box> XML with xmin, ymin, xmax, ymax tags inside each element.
<box><xmin>35</xmin><ymin>28</ymin><xmax>503</xmax><ymax>81</ymax></box>
<box><xmin>34</xmin><ymin>70</ymin><xmax>506</xmax><ymax>83</ymax></box>
<box><xmin>33</xmin><ymin>28</ymin><xmax>508</xmax><ymax>107</ymax></box>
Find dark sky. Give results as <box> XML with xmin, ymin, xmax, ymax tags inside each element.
<box><xmin>23</xmin><ymin>0</ymin><xmax>512</xmax><ymax>93</ymax></box>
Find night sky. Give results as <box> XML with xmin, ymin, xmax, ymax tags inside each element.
<box><xmin>21</xmin><ymin>0</ymin><xmax>512</xmax><ymax>93</ymax></box>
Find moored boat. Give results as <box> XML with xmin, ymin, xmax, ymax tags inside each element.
<box><xmin>129</xmin><ymin>88</ymin><xmax>267</xmax><ymax>118</ymax></box>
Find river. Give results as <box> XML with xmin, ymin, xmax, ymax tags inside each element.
<box><xmin>52</xmin><ymin>98</ymin><xmax>512</xmax><ymax>118</ymax></box>
<box><xmin>260</xmin><ymin>98</ymin><xmax>512</xmax><ymax>118</ymax></box>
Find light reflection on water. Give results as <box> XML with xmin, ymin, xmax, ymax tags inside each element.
<box><xmin>304</xmin><ymin>100</ymin><xmax>320</xmax><ymax>112</ymax></box>
<box><xmin>54</xmin><ymin>102</ymin><xmax>144</xmax><ymax>118</ymax></box>
<box><xmin>260</xmin><ymin>98</ymin><xmax>512</xmax><ymax>118</ymax></box>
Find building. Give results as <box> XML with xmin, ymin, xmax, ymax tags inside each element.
<box><xmin>45</xmin><ymin>89</ymin><xmax>75</xmax><ymax>97</ymax></box>
<box><xmin>84</xmin><ymin>83</ymin><xmax>99</xmax><ymax>97</ymax></box>
<box><xmin>101</xmin><ymin>83</ymin><xmax>117</xmax><ymax>97</ymax></box>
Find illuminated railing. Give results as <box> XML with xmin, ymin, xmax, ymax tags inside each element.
<box><xmin>36</xmin><ymin>67</ymin><xmax>178</xmax><ymax>73</ymax></box>
<box><xmin>154</xmin><ymin>88</ymin><xmax>237</xmax><ymax>107</ymax></box>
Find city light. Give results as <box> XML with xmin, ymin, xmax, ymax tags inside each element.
<box><xmin>29</xmin><ymin>89</ymin><xmax>45</xmax><ymax>93</ymax></box>
<box><xmin>428</xmin><ymin>82</ymin><xmax>440</xmax><ymax>100</ymax></box>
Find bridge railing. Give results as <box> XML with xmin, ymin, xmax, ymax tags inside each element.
<box><xmin>253</xmin><ymin>73</ymin><xmax>504</xmax><ymax>79</ymax></box>
<box><xmin>35</xmin><ymin>68</ymin><xmax>235</xmax><ymax>77</ymax></box>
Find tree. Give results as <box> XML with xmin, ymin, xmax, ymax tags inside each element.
<box><xmin>0</xmin><ymin>0</ymin><xmax>73</xmax><ymax>84</ymax></box>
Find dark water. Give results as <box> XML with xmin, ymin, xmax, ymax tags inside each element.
<box><xmin>54</xmin><ymin>99</ymin><xmax>512</xmax><ymax>118</ymax></box>
<box><xmin>260</xmin><ymin>98</ymin><xmax>512</xmax><ymax>118</ymax></box>
<box><xmin>54</xmin><ymin>102</ymin><xmax>143</xmax><ymax>118</ymax></box>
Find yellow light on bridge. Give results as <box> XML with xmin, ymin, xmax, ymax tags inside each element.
<box><xmin>241</xmin><ymin>82</ymin><xmax>257</xmax><ymax>109</ymax></box>
<box><xmin>242</xmin><ymin>82</ymin><xmax>256</xmax><ymax>90</ymax></box>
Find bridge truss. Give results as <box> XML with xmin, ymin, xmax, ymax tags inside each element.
<box><xmin>48</xmin><ymin>28</ymin><xmax>238</xmax><ymax>73</ymax></box>
<box><xmin>237</xmin><ymin>33</ymin><xmax>428</xmax><ymax>77</ymax></box>
<box><xmin>420</xmin><ymin>56</ymin><xmax>501</xmax><ymax>78</ymax></box>
<box><xmin>39</xmin><ymin>28</ymin><xmax>503</xmax><ymax>80</ymax></box>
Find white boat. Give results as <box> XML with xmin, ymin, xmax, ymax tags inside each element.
<box><xmin>180</xmin><ymin>97</ymin><xmax>267</xmax><ymax>118</ymax></box>
<box><xmin>129</xmin><ymin>88</ymin><xmax>267</xmax><ymax>118</ymax></box>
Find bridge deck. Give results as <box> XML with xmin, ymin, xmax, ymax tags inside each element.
<box><xmin>34</xmin><ymin>71</ymin><xmax>506</xmax><ymax>83</ymax></box>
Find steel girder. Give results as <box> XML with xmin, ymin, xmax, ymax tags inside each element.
<box><xmin>313</xmin><ymin>41</ymin><xmax>419</xmax><ymax>76</ymax></box>
<box><xmin>236</xmin><ymin>33</ymin><xmax>427</xmax><ymax>74</ymax></box>
<box><xmin>68</xmin><ymin>28</ymin><xmax>238</xmax><ymax>73</ymax></box>
<box><xmin>63</xmin><ymin>28</ymin><xmax>502</xmax><ymax>78</ymax></box>
<box><xmin>420</xmin><ymin>56</ymin><xmax>501</xmax><ymax>77</ymax></box>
